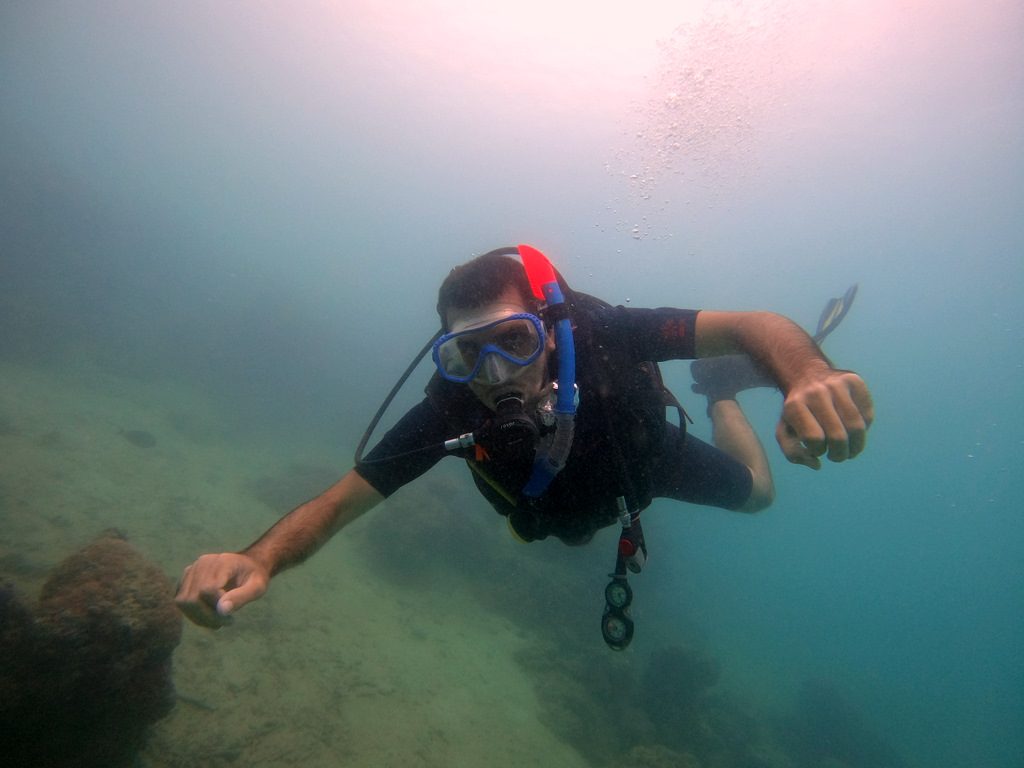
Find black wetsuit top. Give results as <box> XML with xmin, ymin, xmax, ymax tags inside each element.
<box><xmin>356</xmin><ymin>294</ymin><xmax>752</xmax><ymax>543</ymax></box>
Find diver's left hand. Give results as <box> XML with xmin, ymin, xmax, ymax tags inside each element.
<box><xmin>776</xmin><ymin>369</ymin><xmax>874</xmax><ymax>470</ymax></box>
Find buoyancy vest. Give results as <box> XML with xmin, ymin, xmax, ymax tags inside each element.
<box><xmin>426</xmin><ymin>291</ymin><xmax>687</xmax><ymax>542</ymax></box>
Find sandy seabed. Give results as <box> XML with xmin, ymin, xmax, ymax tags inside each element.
<box><xmin>0</xmin><ymin>358</ymin><xmax>590</xmax><ymax>768</ymax></box>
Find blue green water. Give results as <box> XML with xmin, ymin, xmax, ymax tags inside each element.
<box><xmin>1</xmin><ymin>2</ymin><xmax>1021</xmax><ymax>766</ymax></box>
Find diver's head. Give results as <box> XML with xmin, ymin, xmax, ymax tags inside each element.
<box><xmin>436</xmin><ymin>252</ymin><xmax>557</xmax><ymax>411</ymax></box>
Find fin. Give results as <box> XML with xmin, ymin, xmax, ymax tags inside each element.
<box><xmin>813</xmin><ymin>284</ymin><xmax>858</xmax><ymax>344</ymax></box>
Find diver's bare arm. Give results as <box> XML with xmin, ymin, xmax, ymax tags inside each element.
<box><xmin>694</xmin><ymin>310</ymin><xmax>830</xmax><ymax>392</ymax></box>
<box><xmin>244</xmin><ymin>469</ymin><xmax>383</xmax><ymax>577</ymax></box>
<box><xmin>695</xmin><ymin>310</ymin><xmax>873</xmax><ymax>467</ymax></box>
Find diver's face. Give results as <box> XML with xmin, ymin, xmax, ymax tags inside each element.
<box><xmin>445</xmin><ymin>286</ymin><xmax>554</xmax><ymax>412</ymax></box>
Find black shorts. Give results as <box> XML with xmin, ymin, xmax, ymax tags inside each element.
<box><xmin>649</xmin><ymin>423</ymin><xmax>753</xmax><ymax>510</ymax></box>
<box><xmin>505</xmin><ymin>423</ymin><xmax>754</xmax><ymax>545</ymax></box>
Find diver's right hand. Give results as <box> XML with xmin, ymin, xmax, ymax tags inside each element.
<box><xmin>174</xmin><ymin>552</ymin><xmax>269</xmax><ymax>629</ymax></box>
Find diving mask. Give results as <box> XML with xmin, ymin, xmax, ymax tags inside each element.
<box><xmin>432</xmin><ymin>312</ymin><xmax>545</xmax><ymax>384</ymax></box>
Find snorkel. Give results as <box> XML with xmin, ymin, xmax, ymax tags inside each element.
<box><xmin>516</xmin><ymin>244</ymin><xmax>577</xmax><ymax>497</ymax></box>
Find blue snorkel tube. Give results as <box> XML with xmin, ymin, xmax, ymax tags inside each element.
<box><xmin>517</xmin><ymin>244</ymin><xmax>577</xmax><ymax>498</ymax></box>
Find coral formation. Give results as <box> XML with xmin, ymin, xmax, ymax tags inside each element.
<box><xmin>0</xmin><ymin>530</ymin><xmax>182</xmax><ymax>768</ymax></box>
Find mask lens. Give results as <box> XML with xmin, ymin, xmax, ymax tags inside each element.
<box><xmin>492</xmin><ymin>320</ymin><xmax>538</xmax><ymax>358</ymax></box>
<box><xmin>433</xmin><ymin>314</ymin><xmax>544</xmax><ymax>383</ymax></box>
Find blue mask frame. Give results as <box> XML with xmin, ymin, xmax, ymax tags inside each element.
<box><xmin>431</xmin><ymin>313</ymin><xmax>546</xmax><ymax>384</ymax></box>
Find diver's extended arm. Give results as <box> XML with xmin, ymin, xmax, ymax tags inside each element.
<box><xmin>695</xmin><ymin>310</ymin><xmax>873</xmax><ymax>469</ymax></box>
<box><xmin>175</xmin><ymin>469</ymin><xmax>383</xmax><ymax>628</ymax></box>
<box><xmin>695</xmin><ymin>311</ymin><xmax>831</xmax><ymax>392</ymax></box>
<box><xmin>244</xmin><ymin>469</ymin><xmax>382</xmax><ymax>576</ymax></box>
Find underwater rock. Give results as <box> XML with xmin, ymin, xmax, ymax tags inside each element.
<box><xmin>0</xmin><ymin>529</ymin><xmax>182</xmax><ymax>768</ymax></box>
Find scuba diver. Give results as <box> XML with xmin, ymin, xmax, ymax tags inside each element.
<box><xmin>175</xmin><ymin>246</ymin><xmax>873</xmax><ymax>650</ymax></box>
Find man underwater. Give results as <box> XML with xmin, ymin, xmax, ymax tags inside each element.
<box><xmin>176</xmin><ymin>245</ymin><xmax>873</xmax><ymax>649</ymax></box>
